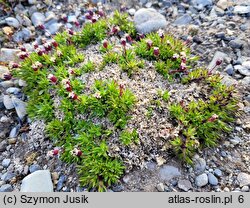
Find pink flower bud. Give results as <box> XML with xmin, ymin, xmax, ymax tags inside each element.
<box><xmin>85</xmin><ymin>12</ymin><xmax>92</xmax><ymax>20</ymax></box>
<box><xmin>74</xmin><ymin>21</ymin><xmax>80</xmax><ymax>27</ymax></box>
<box><xmin>119</xmin><ymin>84</ymin><xmax>124</xmax><ymax>97</ymax></box>
<box><xmin>91</xmin><ymin>16</ymin><xmax>98</xmax><ymax>23</ymax></box>
<box><xmin>111</xmin><ymin>26</ymin><xmax>120</xmax><ymax>34</ymax></box>
<box><xmin>153</xmin><ymin>47</ymin><xmax>160</xmax><ymax>57</ymax></box>
<box><xmin>3</xmin><ymin>73</ymin><xmax>12</xmax><ymax>80</ymax></box>
<box><xmin>69</xmin><ymin>91</ymin><xmax>78</xmax><ymax>100</ymax></box>
<box><xmin>9</xmin><ymin>62</ymin><xmax>20</xmax><ymax>69</ymax></box>
<box><xmin>53</xmin><ymin>149</ymin><xmax>59</xmax><ymax>155</ymax></box>
<box><xmin>97</xmin><ymin>9</ymin><xmax>105</xmax><ymax>17</ymax></box>
<box><xmin>207</xmin><ymin>114</ymin><xmax>218</xmax><ymax>122</ymax></box>
<box><xmin>48</xmin><ymin>74</ymin><xmax>57</xmax><ymax>83</ymax></box>
<box><xmin>121</xmin><ymin>38</ymin><xmax>126</xmax><ymax>47</ymax></box>
<box><xmin>33</xmin><ymin>42</ymin><xmax>39</xmax><ymax>49</ymax></box>
<box><xmin>38</xmin><ymin>24</ymin><xmax>45</xmax><ymax>30</ymax></box>
<box><xmin>180</xmin><ymin>62</ymin><xmax>187</xmax><ymax>71</ymax></box>
<box><xmin>125</xmin><ymin>34</ymin><xmax>132</xmax><ymax>42</ymax></box>
<box><xmin>158</xmin><ymin>29</ymin><xmax>164</xmax><ymax>39</ymax></box>
<box><xmin>44</xmin><ymin>42</ymin><xmax>52</xmax><ymax>52</ymax></box>
<box><xmin>102</xmin><ymin>39</ymin><xmax>108</xmax><ymax>49</ymax></box>
<box><xmin>20</xmin><ymin>46</ymin><xmax>26</xmax><ymax>52</ymax></box>
<box><xmin>52</xmin><ymin>40</ymin><xmax>58</xmax><ymax>48</ymax></box>
<box><xmin>216</xmin><ymin>59</ymin><xmax>223</xmax><ymax>66</ymax></box>
<box><xmin>68</xmin><ymin>29</ymin><xmax>74</xmax><ymax>35</ymax></box>
<box><xmin>18</xmin><ymin>52</ymin><xmax>29</xmax><ymax>59</ymax></box>
<box><xmin>61</xmin><ymin>14</ymin><xmax>68</xmax><ymax>22</ymax></box>
<box><xmin>68</xmin><ymin>68</ymin><xmax>75</xmax><ymax>75</ymax></box>
<box><xmin>146</xmin><ymin>39</ymin><xmax>153</xmax><ymax>49</ymax></box>
<box><xmin>71</xmin><ymin>148</ymin><xmax>82</xmax><ymax>157</ymax></box>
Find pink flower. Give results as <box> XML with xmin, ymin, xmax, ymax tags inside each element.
<box><xmin>68</xmin><ymin>29</ymin><xmax>74</xmax><ymax>35</ymax></box>
<box><xmin>36</xmin><ymin>48</ymin><xmax>44</xmax><ymax>56</ymax></box>
<box><xmin>97</xmin><ymin>9</ymin><xmax>105</xmax><ymax>17</ymax></box>
<box><xmin>53</xmin><ymin>149</ymin><xmax>59</xmax><ymax>155</ymax></box>
<box><xmin>9</xmin><ymin>62</ymin><xmax>20</xmax><ymax>69</ymax></box>
<box><xmin>91</xmin><ymin>16</ymin><xmax>98</xmax><ymax>23</ymax></box>
<box><xmin>180</xmin><ymin>62</ymin><xmax>186</xmax><ymax>71</ymax></box>
<box><xmin>32</xmin><ymin>61</ymin><xmax>43</xmax><ymax>71</ymax></box>
<box><xmin>146</xmin><ymin>39</ymin><xmax>153</xmax><ymax>49</ymax></box>
<box><xmin>38</xmin><ymin>24</ymin><xmax>45</xmax><ymax>30</ymax></box>
<box><xmin>119</xmin><ymin>84</ymin><xmax>125</xmax><ymax>97</ymax></box>
<box><xmin>93</xmin><ymin>92</ymin><xmax>101</xmax><ymax>99</ymax></box>
<box><xmin>52</xmin><ymin>40</ymin><xmax>58</xmax><ymax>48</ymax></box>
<box><xmin>71</xmin><ymin>148</ymin><xmax>82</xmax><ymax>157</ymax></box>
<box><xmin>207</xmin><ymin>114</ymin><xmax>218</xmax><ymax>122</ymax></box>
<box><xmin>153</xmin><ymin>47</ymin><xmax>160</xmax><ymax>57</ymax></box>
<box><xmin>20</xmin><ymin>46</ymin><xmax>26</xmax><ymax>52</ymax></box>
<box><xmin>68</xmin><ymin>68</ymin><xmax>75</xmax><ymax>75</ymax></box>
<box><xmin>3</xmin><ymin>73</ymin><xmax>12</xmax><ymax>80</ymax></box>
<box><xmin>85</xmin><ymin>12</ymin><xmax>92</xmax><ymax>20</ymax></box>
<box><xmin>125</xmin><ymin>34</ymin><xmax>132</xmax><ymax>42</ymax></box>
<box><xmin>33</xmin><ymin>42</ymin><xmax>39</xmax><ymax>49</ymax></box>
<box><xmin>44</xmin><ymin>42</ymin><xmax>52</xmax><ymax>52</ymax></box>
<box><xmin>121</xmin><ymin>38</ymin><xmax>126</xmax><ymax>47</ymax></box>
<box><xmin>74</xmin><ymin>21</ymin><xmax>80</xmax><ymax>27</ymax></box>
<box><xmin>172</xmin><ymin>53</ymin><xmax>179</xmax><ymax>60</ymax></box>
<box><xmin>18</xmin><ymin>51</ymin><xmax>29</xmax><ymax>59</ymax></box>
<box><xmin>69</xmin><ymin>91</ymin><xmax>78</xmax><ymax>100</ymax></box>
<box><xmin>111</xmin><ymin>26</ymin><xmax>120</xmax><ymax>34</ymax></box>
<box><xmin>216</xmin><ymin>58</ymin><xmax>223</xmax><ymax>66</ymax></box>
<box><xmin>61</xmin><ymin>14</ymin><xmax>68</xmax><ymax>22</ymax></box>
<box><xmin>48</xmin><ymin>74</ymin><xmax>57</xmax><ymax>83</ymax></box>
<box><xmin>158</xmin><ymin>29</ymin><xmax>164</xmax><ymax>39</ymax></box>
<box><xmin>62</xmin><ymin>79</ymin><xmax>72</xmax><ymax>92</ymax></box>
<box><xmin>102</xmin><ymin>39</ymin><xmax>108</xmax><ymax>49</ymax></box>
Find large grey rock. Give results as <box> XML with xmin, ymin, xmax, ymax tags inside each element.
<box><xmin>208</xmin><ymin>173</ymin><xmax>218</xmax><ymax>186</ymax></box>
<box><xmin>6</xmin><ymin>87</ymin><xmax>21</xmax><ymax>95</ymax></box>
<box><xmin>234</xmin><ymin>6</ymin><xmax>250</xmax><ymax>14</ymax></box>
<box><xmin>31</xmin><ymin>12</ymin><xmax>45</xmax><ymax>26</ymax></box>
<box><xmin>0</xmin><ymin>48</ymin><xmax>21</xmax><ymax>63</ymax></box>
<box><xmin>12</xmin><ymin>97</ymin><xmax>27</xmax><ymax>120</ymax></box>
<box><xmin>0</xmin><ymin>81</ymin><xmax>14</xmax><ymax>88</ymax></box>
<box><xmin>5</xmin><ymin>17</ymin><xmax>20</xmax><ymax>28</ymax></box>
<box><xmin>159</xmin><ymin>165</ymin><xmax>181</xmax><ymax>181</ymax></box>
<box><xmin>237</xmin><ymin>172</ymin><xmax>250</xmax><ymax>187</ymax></box>
<box><xmin>241</xmin><ymin>76</ymin><xmax>250</xmax><ymax>85</ymax></box>
<box><xmin>29</xmin><ymin>164</ymin><xmax>42</xmax><ymax>173</ymax></box>
<box><xmin>3</xmin><ymin>95</ymin><xmax>14</xmax><ymax>110</ymax></box>
<box><xmin>0</xmin><ymin>184</ymin><xmax>13</xmax><ymax>192</ymax></box>
<box><xmin>174</xmin><ymin>14</ymin><xmax>192</xmax><ymax>25</ymax></box>
<box><xmin>20</xmin><ymin>170</ymin><xmax>53</xmax><ymax>192</ymax></box>
<box><xmin>134</xmin><ymin>8</ymin><xmax>167</xmax><ymax>34</ymax></box>
<box><xmin>178</xmin><ymin>179</ymin><xmax>192</xmax><ymax>191</ymax></box>
<box><xmin>195</xmin><ymin>173</ymin><xmax>208</xmax><ymax>187</ymax></box>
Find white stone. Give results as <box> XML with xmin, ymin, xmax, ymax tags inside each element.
<box><xmin>3</xmin><ymin>95</ymin><xmax>14</xmax><ymax>110</ymax></box>
<box><xmin>134</xmin><ymin>8</ymin><xmax>167</xmax><ymax>34</ymax></box>
<box><xmin>5</xmin><ymin>17</ymin><xmax>20</xmax><ymax>28</ymax></box>
<box><xmin>12</xmin><ymin>97</ymin><xmax>27</xmax><ymax>120</ymax></box>
<box><xmin>0</xmin><ymin>48</ymin><xmax>21</xmax><ymax>63</ymax></box>
<box><xmin>21</xmin><ymin>170</ymin><xmax>53</xmax><ymax>192</ymax></box>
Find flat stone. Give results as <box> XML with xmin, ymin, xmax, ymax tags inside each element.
<box><xmin>194</xmin><ymin>157</ymin><xmax>206</xmax><ymax>174</ymax></box>
<box><xmin>174</xmin><ymin>14</ymin><xmax>192</xmax><ymax>25</ymax></box>
<box><xmin>5</xmin><ymin>17</ymin><xmax>20</xmax><ymax>28</ymax></box>
<box><xmin>214</xmin><ymin>169</ymin><xmax>222</xmax><ymax>177</ymax></box>
<box><xmin>195</xmin><ymin>173</ymin><xmax>208</xmax><ymax>187</ymax></box>
<box><xmin>134</xmin><ymin>8</ymin><xmax>167</xmax><ymax>34</ymax></box>
<box><xmin>12</xmin><ymin>97</ymin><xmax>27</xmax><ymax>120</ymax></box>
<box><xmin>178</xmin><ymin>179</ymin><xmax>192</xmax><ymax>191</ymax></box>
<box><xmin>9</xmin><ymin>126</ymin><xmax>19</xmax><ymax>138</ymax></box>
<box><xmin>0</xmin><ymin>184</ymin><xmax>13</xmax><ymax>192</ymax></box>
<box><xmin>208</xmin><ymin>173</ymin><xmax>218</xmax><ymax>186</ymax></box>
<box><xmin>20</xmin><ymin>170</ymin><xmax>53</xmax><ymax>192</ymax></box>
<box><xmin>192</xmin><ymin>0</ymin><xmax>213</xmax><ymax>7</ymax></box>
<box><xmin>56</xmin><ymin>175</ymin><xmax>66</xmax><ymax>191</ymax></box>
<box><xmin>0</xmin><ymin>48</ymin><xmax>21</xmax><ymax>63</ymax></box>
<box><xmin>225</xmin><ymin>64</ymin><xmax>234</xmax><ymax>76</ymax></box>
<box><xmin>6</xmin><ymin>87</ymin><xmax>21</xmax><ymax>95</ymax></box>
<box><xmin>229</xmin><ymin>39</ymin><xmax>245</xmax><ymax>49</ymax></box>
<box><xmin>156</xmin><ymin>183</ymin><xmax>165</xmax><ymax>192</ymax></box>
<box><xmin>237</xmin><ymin>172</ymin><xmax>250</xmax><ymax>187</ymax></box>
<box><xmin>31</xmin><ymin>12</ymin><xmax>45</xmax><ymax>27</ymax></box>
<box><xmin>1</xmin><ymin>172</ymin><xmax>16</xmax><ymax>182</ymax></box>
<box><xmin>29</xmin><ymin>164</ymin><xmax>42</xmax><ymax>173</ymax></box>
<box><xmin>0</xmin><ymin>66</ymin><xmax>9</xmax><ymax>78</ymax></box>
<box><xmin>47</xmin><ymin>22</ymin><xmax>62</xmax><ymax>35</ymax></box>
<box><xmin>234</xmin><ymin>6</ymin><xmax>250</xmax><ymax>14</ymax></box>
<box><xmin>3</xmin><ymin>95</ymin><xmax>14</xmax><ymax>110</ymax></box>
<box><xmin>0</xmin><ymin>81</ymin><xmax>14</xmax><ymax>88</ymax></box>
<box><xmin>234</xmin><ymin>65</ymin><xmax>250</xmax><ymax>76</ymax></box>
<box><xmin>2</xmin><ymin>159</ymin><xmax>11</xmax><ymax>168</ymax></box>
<box><xmin>221</xmin><ymin>75</ymin><xmax>238</xmax><ymax>86</ymax></box>
<box><xmin>13</xmin><ymin>28</ymin><xmax>32</xmax><ymax>43</ymax></box>
<box><xmin>159</xmin><ymin>165</ymin><xmax>181</xmax><ymax>181</ymax></box>
<box><xmin>217</xmin><ymin>0</ymin><xmax>234</xmax><ymax>10</ymax></box>
<box><xmin>241</xmin><ymin>76</ymin><xmax>250</xmax><ymax>85</ymax></box>
<box><xmin>241</xmin><ymin>186</ymin><xmax>249</xmax><ymax>192</ymax></box>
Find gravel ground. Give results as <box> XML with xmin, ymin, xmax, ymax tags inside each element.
<box><xmin>0</xmin><ymin>0</ymin><xmax>250</xmax><ymax>192</ymax></box>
